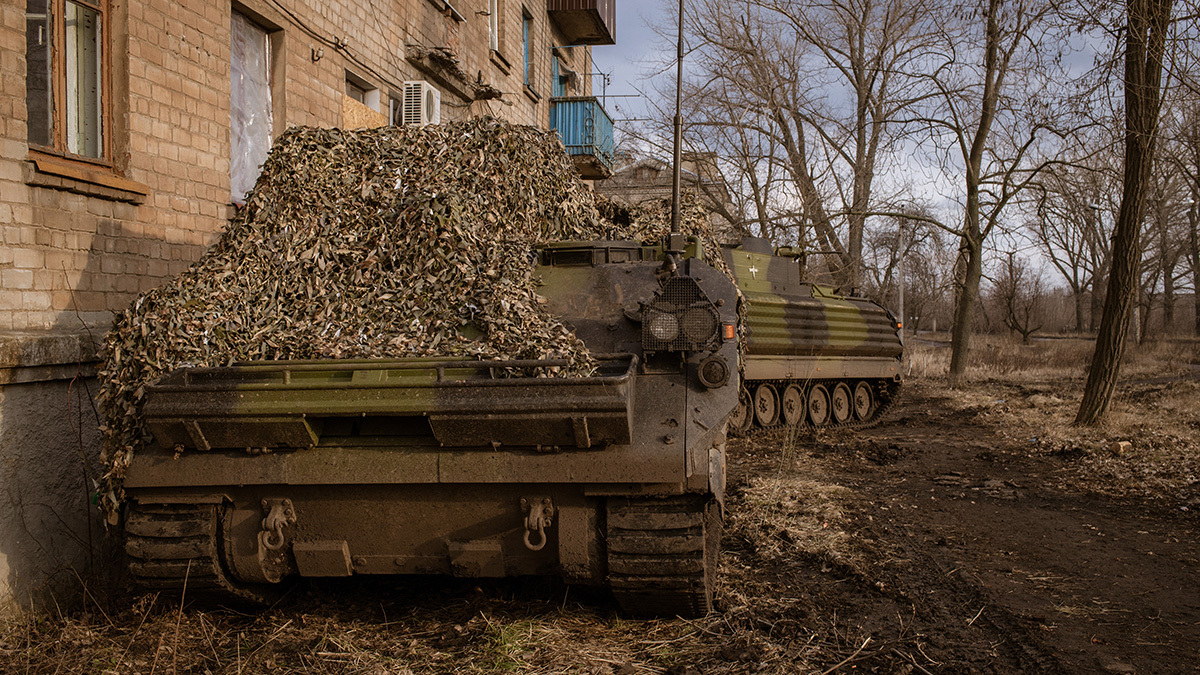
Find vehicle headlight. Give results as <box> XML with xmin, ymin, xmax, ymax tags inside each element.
<box><xmin>647</xmin><ymin>311</ymin><xmax>680</xmax><ymax>342</ymax></box>
<box><xmin>681</xmin><ymin>306</ymin><xmax>718</xmax><ymax>343</ymax></box>
<box><xmin>640</xmin><ymin>275</ymin><xmax>724</xmax><ymax>352</ymax></box>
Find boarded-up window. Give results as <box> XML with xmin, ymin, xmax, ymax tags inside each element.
<box><xmin>230</xmin><ymin>11</ymin><xmax>272</xmax><ymax>204</ymax></box>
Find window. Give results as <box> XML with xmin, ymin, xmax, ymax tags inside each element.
<box><xmin>230</xmin><ymin>11</ymin><xmax>272</xmax><ymax>203</ymax></box>
<box><xmin>344</xmin><ymin>72</ymin><xmax>380</xmax><ymax>109</ymax></box>
<box><xmin>522</xmin><ymin>10</ymin><xmax>532</xmax><ymax>87</ymax></box>
<box><xmin>26</xmin><ymin>0</ymin><xmax>107</xmax><ymax>160</ymax></box>
<box><xmin>346</xmin><ymin>79</ymin><xmax>367</xmax><ymax>104</ymax></box>
<box><xmin>552</xmin><ymin>56</ymin><xmax>576</xmax><ymax>98</ymax></box>
<box><xmin>488</xmin><ymin>0</ymin><xmax>500</xmax><ymax>52</ymax></box>
<box><xmin>388</xmin><ymin>94</ymin><xmax>403</xmax><ymax>126</ymax></box>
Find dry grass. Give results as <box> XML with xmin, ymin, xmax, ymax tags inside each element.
<box><xmin>906</xmin><ymin>333</ymin><xmax>1200</xmax><ymax>502</ymax></box>
<box><xmin>0</xmin><ymin>435</ymin><xmax>871</xmax><ymax>675</ymax></box>
<box><xmin>15</xmin><ymin>334</ymin><xmax>1191</xmax><ymax>673</ymax></box>
<box><xmin>0</xmin><ymin>584</ymin><xmax>722</xmax><ymax>675</ymax></box>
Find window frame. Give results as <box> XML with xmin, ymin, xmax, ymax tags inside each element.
<box><xmin>26</xmin><ymin>0</ymin><xmax>113</xmax><ymax>168</ymax></box>
<box><xmin>346</xmin><ymin>79</ymin><xmax>368</xmax><ymax>104</ymax></box>
<box><xmin>230</xmin><ymin>8</ymin><xmax>275</xmax><ymax>205</ymax></box>
<box><xmin>231</xmin><ymin>1</ymin><xmax>287</xmax><ymax>144</ymax></box>
<box><xmin>488</xmin><ymin>0</ymin><xmax>500</xmax><ymax>53</ymax></box>
<box><xmin>522</xmin><ymin>8</ymin><xmax>532</xmax><ymax>87</ymax></box>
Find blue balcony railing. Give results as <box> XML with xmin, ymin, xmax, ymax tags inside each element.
<box><xmin>550</xmin><ymin>96</ymin><xmax>615</xmax><ymax>179</ymax></box>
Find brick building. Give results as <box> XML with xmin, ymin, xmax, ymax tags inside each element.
<box><xmin>0</xmin><ymin>0</ymin><xmax>615</xmax><ymax>612</ymax></box>
<box><xmin>595</xmin><ymin>152</ymin><xmax>735</xmax><ymax>233</ymax></box>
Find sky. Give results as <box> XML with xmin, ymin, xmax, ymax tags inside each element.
<box><xmin>590</xmin><ymin>3</ymin><xmax>672</xmax><ymax>126</ymax></box>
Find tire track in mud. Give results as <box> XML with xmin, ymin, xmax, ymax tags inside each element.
<box><xmin>840</xmin><ymin>507</ymin><xmax>1069</xmax><ymax>674</ymax></box>
<box><xmin>807</xmin><ymin>385</ymin><xmax>1200</xmax><ymax>674</ymax></box>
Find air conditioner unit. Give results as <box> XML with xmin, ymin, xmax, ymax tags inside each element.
<box><xmin>403</xmin><ymin>81</ymin><xmax>441</xmax><ymax>126</ymax></box>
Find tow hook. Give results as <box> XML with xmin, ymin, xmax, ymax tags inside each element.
<box><xmin>520</xmin><ymin>496</ymin><xmax>555</xmax><ymax>551</ymax></box>
<box><xmin>259</xmin><ymin>498</ymin><xmax>296</xmax><ymax>552</ymax></box>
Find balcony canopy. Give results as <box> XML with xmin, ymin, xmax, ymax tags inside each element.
<box><xmin>547</xmin><ymin>0</ymin><xmax>616</xmax><ymax>46</ymax></box>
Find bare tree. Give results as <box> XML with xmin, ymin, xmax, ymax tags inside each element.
<box><xmin>681</xmin><ymin>90</ymin><xmax>787</xmax><ymax>240</ymax></box>
<box><xmin>639</xmin><ymin>0</ymin><xmax>940</xmax><ymax>286</ymax></box>
<box><xmin>904</xmin><ymin>233</ymin><xmax>957</xmax><ymax>334</ymax></box>
<box><xmin>1162</xmin><ymin>83</ymin><xmax>1200</xmax><ymax>335</ymax></box>
<box><xmin>1076</xmin><ymin>0</ymin><xmax>1175</xmax><ymax>425</ymax></box>
<box><xmin>919</xmin><ymin>0</ymin><xmax>1069</xmax><ymax>385</ymax></box>
<box><xmin>862</xmin><ymin>209</ymin><xmax>954</xmax><ymax>331</ymax></box>
<box><xmin>1029</xmin><ymin>162</ymin><xmax>1108</xmax><ymax>332</ymax></box>
<box><xmin>993</xmin><ymin>250</ymin><xmax>1046</xmax><ymax>343</ymax></box>
<box><xmin>1143</xmin><ymin>165</ymin><xmax>1188</xmax><ymax>335</ymax></box>
<box><xmin>1026</xmin><ymin>133</ymin><xmax>1124</xmax><ymax>334</ymax></box>
<box><xmin>757</xmin><ymin>0</ymin><xmax>938</xmax><ymax>287</ymax></box>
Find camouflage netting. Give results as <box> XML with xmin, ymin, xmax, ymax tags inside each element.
<box><xmin>96</xmin><ymin>117</ymin><xmax>724</xmax><ymax>520</ymax></box>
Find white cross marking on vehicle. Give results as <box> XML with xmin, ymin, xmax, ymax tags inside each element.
<box><xmin>748</xmin><ymin>265</ymin><xmax>759</xmax><ymax>279</ymax></box>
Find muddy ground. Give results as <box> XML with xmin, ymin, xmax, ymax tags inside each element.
<box><xmin>782</xmin><ymin>383</ymin><xmax>1200</xmax><ymax>674</ymax></box>
<box><xmin>3</xmin><ymin>379</ymin><xmax>1199</xmax><ymax>674</ymax></box>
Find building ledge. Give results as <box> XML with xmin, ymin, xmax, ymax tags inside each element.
<box><xmin>0</xmin><ymin>330</ymin><xmax>102</xmax><ymax>385</ymax></box>
<box><xmin>26</xmin><ymin>154</ymin><xmax>149</xmax><ymax>204</ymax></box>
<box><xmin>406</xmin><ymin>44</ymin><xmax>475</xmax><ymax>102</ymax></box>
<box><xmin>490</xmin><ymin>49</ymin><xmax>512</xmax><ymax>75</ymax></box>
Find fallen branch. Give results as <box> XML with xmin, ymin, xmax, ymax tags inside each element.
<box><xmin>819</xmin><ymin>637</ymin><xmax>872</xmax><ymax>675</ymax></box>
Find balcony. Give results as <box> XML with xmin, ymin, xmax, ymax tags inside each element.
<box><xmin>550</xmin><ymin>96</ymin><xmax>615</xmax><ymax>179</ymax></box>
<box><xmin>547</xmin><ymin>0</ymin><xmax>616</xmax><ymax>46</ymax></box>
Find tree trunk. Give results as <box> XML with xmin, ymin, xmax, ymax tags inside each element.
<box><xmin>1193</xmin><ymin>258</ymin><xmax>1200</xmax><ymax>337</ymax></box>
<box><xmin>1163</xmin><ymin>268</ymin><xmax>1174</xmax><ymax>334</ymax></box>
<box><xmin>948</xmin><ymin>234</ymin><xmax>982</xmax><ymax>386</ymax></box>
<box><xmin>1089</xmin><ymin>280</ymin><xmax>1103</xmax><ymax>332</ymax></box>
<box><xmin>1076</xmin><ymin>0</ymin><xmax>1172</xmax><ymax>425</ymax></box>
<box><xmin>1074</xmin><ymin>291</ymin><xmax>1086</xmax><ymax>333</ymax></box>
<box><xmin>1190</xmin><ymin>207</ymin><xmax>1200</xmax><ymax>336</ymax></box>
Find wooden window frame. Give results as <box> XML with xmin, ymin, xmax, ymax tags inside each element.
<box><xmin>28</xmin><ymin>0</ymin><xmax>113</xmax><ymax>169</ymax></box>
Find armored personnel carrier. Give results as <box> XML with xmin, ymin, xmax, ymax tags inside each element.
<box><xmin>123</xmin><ymin>237</ymin><xmax>739</xmax><ymax>617</ymax></box>
<box><xmin>122</xmin><ymin>233</ymin><xmax>902</xmax><ymax>617</ymax></box>
<box><xmin>723</xmin><ymin>237</ymin><xmax>903</xmax><ymax>433</ymax></box>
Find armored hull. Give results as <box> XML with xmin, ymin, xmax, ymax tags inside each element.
<box><xmin>123</xmin><ymin>240</ymin><xmax>740</xmax><ymax>616</ymax></box>
<box><xmin>723</xmin><ymin>238</ymin><xmax>903</xmax><ymax>432</ymax></box>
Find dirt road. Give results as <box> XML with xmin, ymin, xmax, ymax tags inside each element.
<box><xmin>8</xmin><ymin>383</ymin><xmax>1200</xmax><ymax>674</ymax></box>
<box><xmin>754</xmin><ymin>383</ymin><xmax>1200</xmax><ymax>673</ymax></box>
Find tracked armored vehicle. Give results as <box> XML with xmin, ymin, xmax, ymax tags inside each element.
<box><xmin>723</xmin><ymin>237</ymin><xmax>903</xmax><ymax>433</ymax></box>
<box><xmin>123</xmin><ymin>237</ymin><xmax>739</xmax><ymax>617</ymax></box>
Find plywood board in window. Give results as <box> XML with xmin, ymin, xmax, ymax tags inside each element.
<box><xmin>342</xmin><ymin>94</ymin><xmax>387</xmax><ymax>129</ymax></box>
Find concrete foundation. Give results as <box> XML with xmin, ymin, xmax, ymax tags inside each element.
<box><xmin>0</xmin><ymin>332</ymin><xmax>110</xmax><ymax>615</ymax></box>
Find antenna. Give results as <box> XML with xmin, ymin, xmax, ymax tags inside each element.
<box><xmin>664</xmin><ymin>0</ymin><xmax>686</xmax><ymax>268</ymax></box>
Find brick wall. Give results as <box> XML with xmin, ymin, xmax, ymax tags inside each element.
<box><xmin>0</xmin><ymin>0</ymin><xmax>594</xmax><ymax>336</ymax></box>
<box><xmin>0</xmin><ymin>0</ymin><xmax>602</xmax><ymax>613</ymax></box>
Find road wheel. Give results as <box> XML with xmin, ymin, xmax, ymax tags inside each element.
<box><xmin>781</xmin><ymin>384</ymin><xmax>805</xmax><ymax>426</ymax></box>
<box><xmin>729</xmin><ymin>387</ymin><xmax>754</xmax><ymax>433</ymax></box>
<box><xmin>753</xmin><ymin>383</ymin><xmax>780</xmax><ymax>427</ymax></box>
<box><xmin>831</xmin><ymin>382</ymin><xmax>853</xmax><ymax>424</ymax></box>
<box><xmin>853</xmin><ymin>381</ymin><xmax>874</xmax><ymax>420</ymax></box>
<box><xmin>807</xmin><ymin>384</ymin><xmax>831</xmax><ymax>426</ymax></box>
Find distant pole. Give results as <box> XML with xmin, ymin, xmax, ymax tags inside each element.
<box><xmin>669</xmin><ymin>0</ymin><xmax>684</xmax><ymax>237</ymax></box>
<box><xmin>898</xmin><ymin>221</ymin><xmax>905</xmax><ymax>343</ymax></box>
